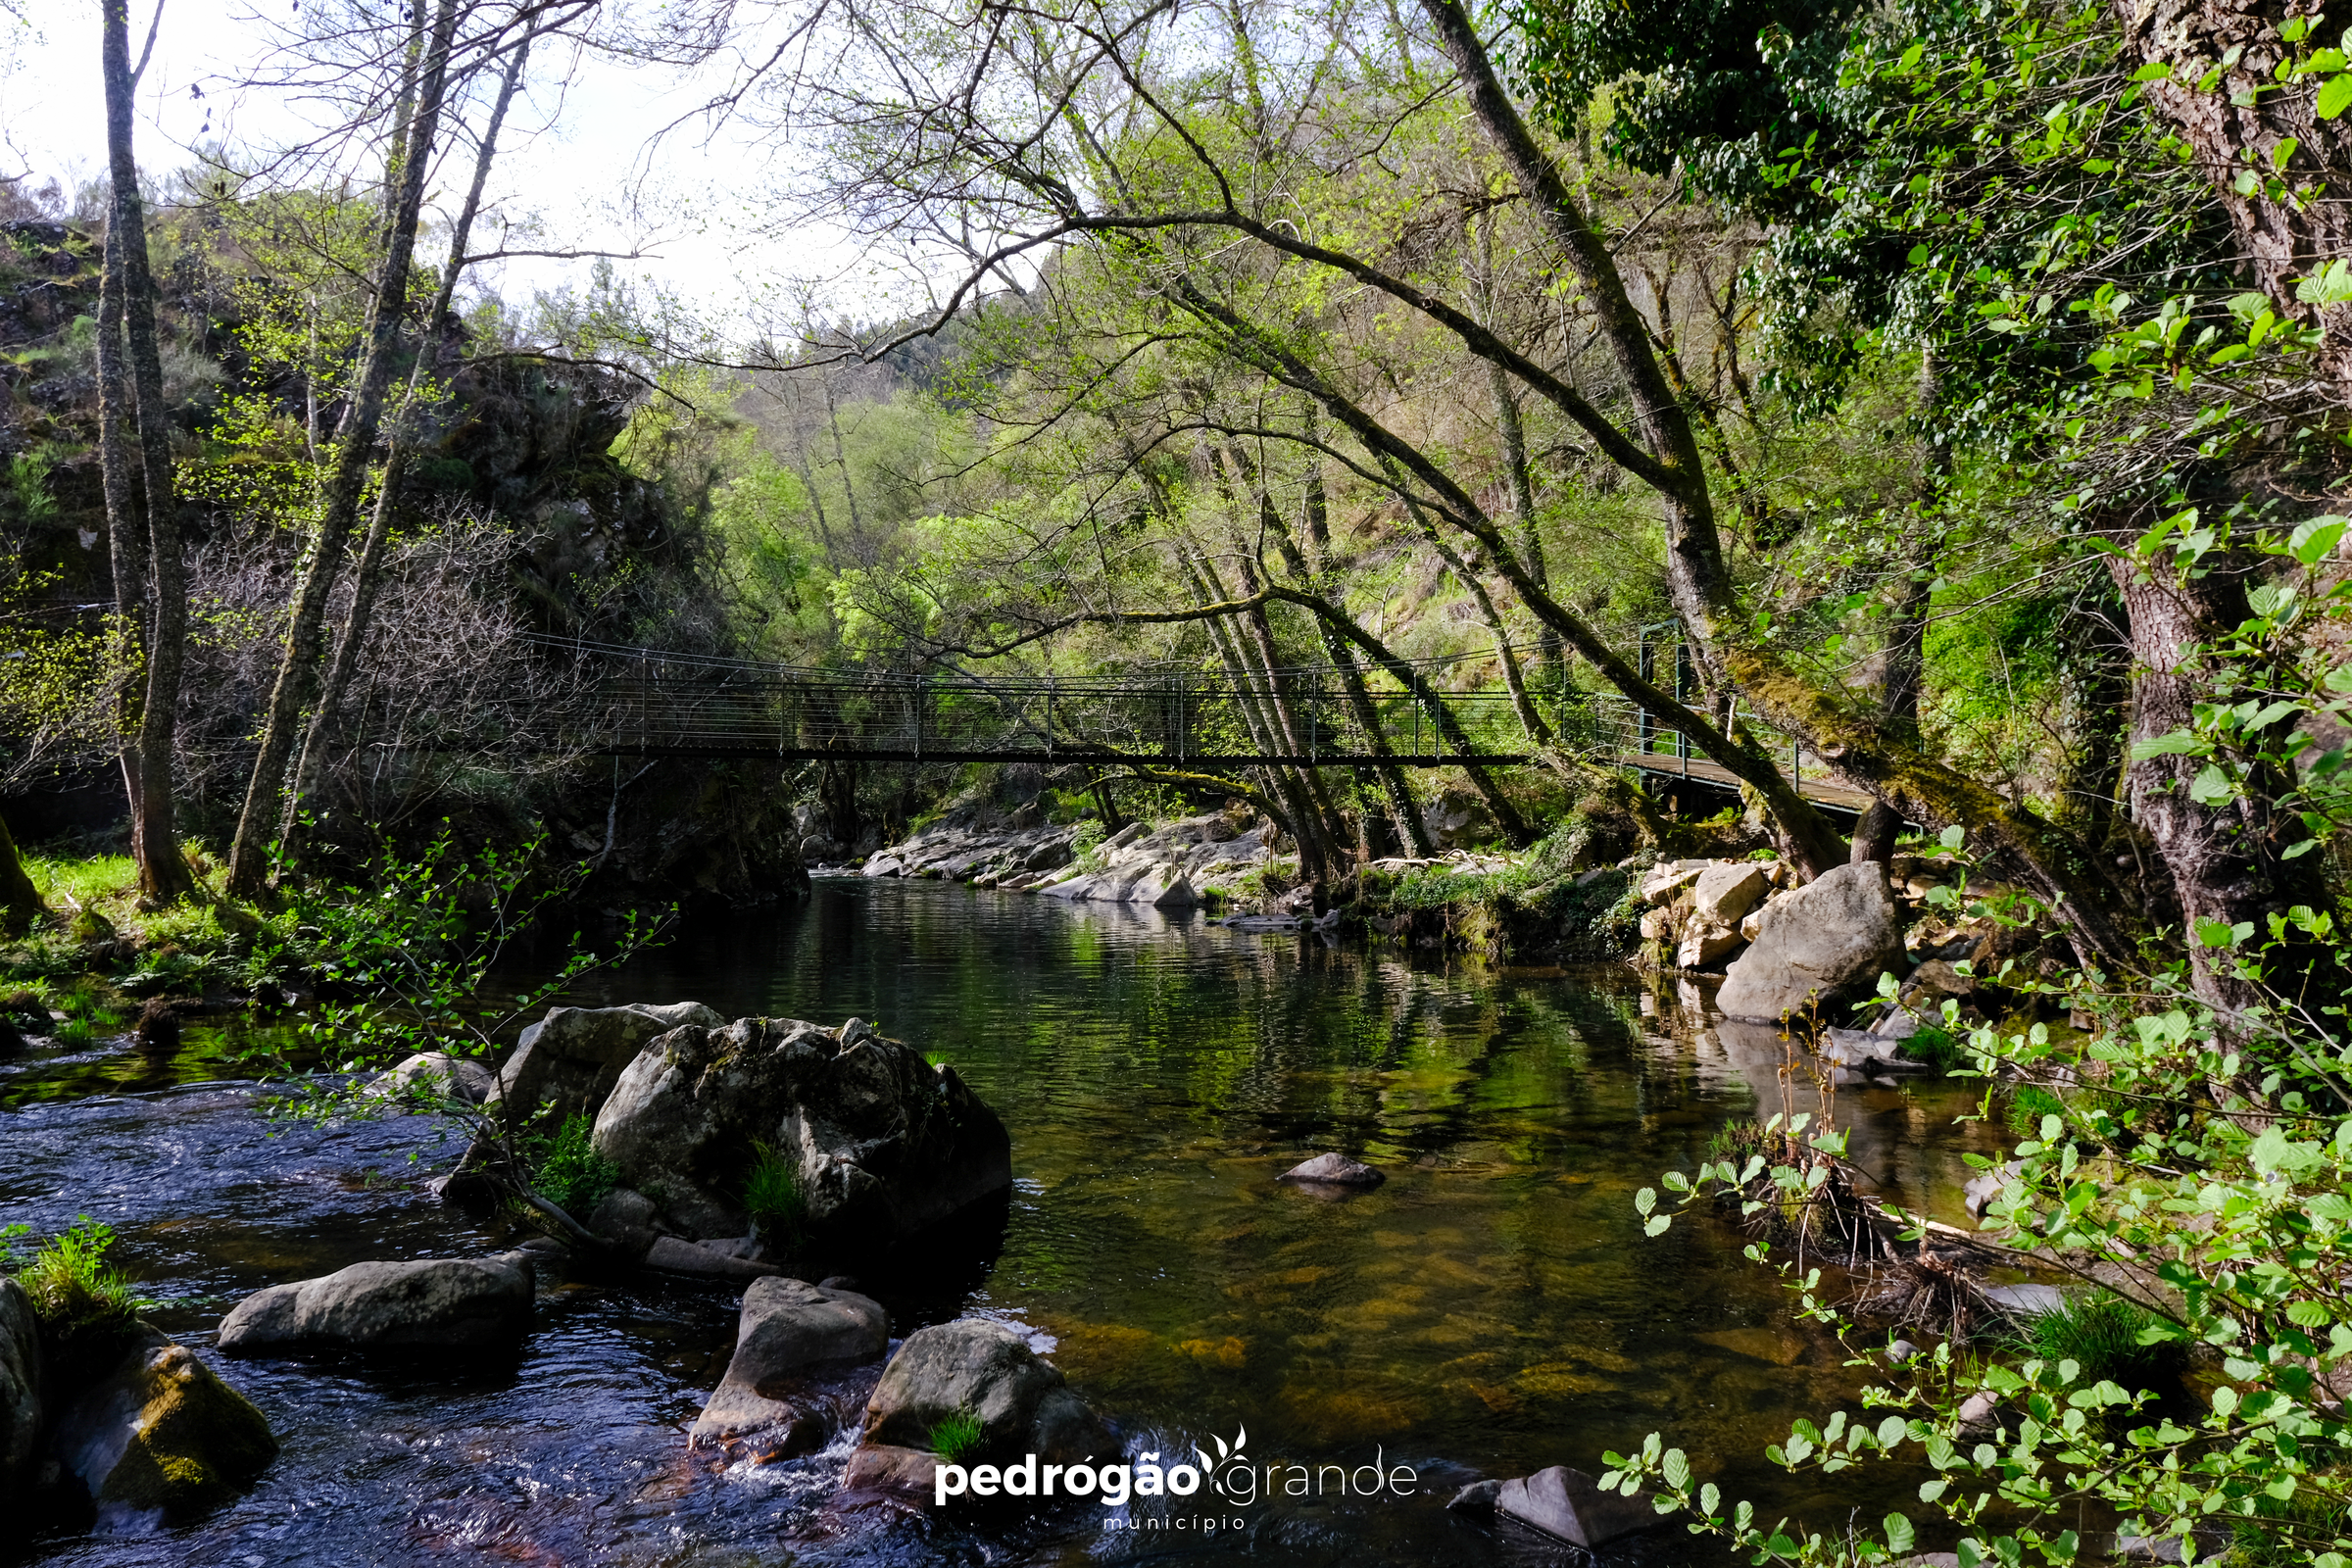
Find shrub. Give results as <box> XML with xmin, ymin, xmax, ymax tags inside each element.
<box><xmin>529</xmin><ymin>1114</ymin><xmax>619</xmax><ymax>1216</ymax></box>
<box><xmin>928</xmin><ymin>1406</ymin><xmax>984</xmax><ymax>1463</ymax></box>
<box><xmin>744</xmin><ymin>1142</ymin><xmax>808</xmax><ymax>1246</ymax></box>
<box><xmin>16</xmin><ymin>1215</ymin><xmax>136</xmax><ymax>1330</ymax></box>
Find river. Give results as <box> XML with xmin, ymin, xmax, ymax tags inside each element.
<box><xmin>1</xmin><ymin>877</ymin><xmax>2003</xmax><ymax>1565</ymax></box>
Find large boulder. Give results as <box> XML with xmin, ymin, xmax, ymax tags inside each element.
<box><xmin>48</xmin><ymin>1325</ymin><xmax>276</xmax><ymax>1527</ymax></box>
<box><xmin>692</xmin><ymin>1276</ymin><xmax>890</xmax><ymax>1449</ymax></box>
<box><xmin>496</xmin><ymin>1002</ymin><xmax>725</xmax><ymax>1128</ymax></box>
<box><xmin>0</xmin><ymin>1278</ymin><xmax>39</xmax><ymax>1513</ymax></box>
<box><xmin>1716</xmin><ymin>863</ymin><xmax>1905</xmax><ymax>1021</ymax></box>
<box><xmin>591</xmin><ymin>1016</ymin><xmax>1012</xmax><ymax>1249</ymax></box>
<box><xmin>860</xmin><ymin>1318</ymin><xmax>1108</xmax><ymax>1468</ymax></box>
<box><xmin>217</xmin><ymin>1255</ymin><xmax>534</xmax><ymax>1355</ymax></box>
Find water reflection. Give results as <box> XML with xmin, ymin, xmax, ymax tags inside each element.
<box><xmin>1</xmin><ymin>879</ymin><xmax>1998</xmax><ymax>1565</ymax></box>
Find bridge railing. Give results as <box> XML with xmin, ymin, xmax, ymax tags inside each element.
<box><xmin>551</xmin><ymin>635</ymin><xmax>1856</xmax><ymax>803</ymax></box>
<box><xmin>582</xmin><ymin>649</ymin><xmax>1534</xmax><ymax>764</ymax></box>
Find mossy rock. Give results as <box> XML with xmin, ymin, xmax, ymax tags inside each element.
<box><xmin>68</xmin><ymin>906</ymin><xmax>115</xmax><ymax>946</ymax></box>
<box><xmin>51</xmin><ymin>1328</ymin><xmax>276</xmax><ymax>1522</ymax></box>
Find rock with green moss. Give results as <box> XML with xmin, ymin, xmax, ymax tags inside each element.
<box><xmin>0</xmin><ymin>1277</ymin><xmax>40</xmax><ymax>1512</ymax></box>
<box><xmin>47</xmin><ymin>1326</ymin><xmax>275</xmax><ymax>1527</ymax></box>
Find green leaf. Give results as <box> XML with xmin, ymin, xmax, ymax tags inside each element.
<box><xmin>1643</xmin><ymin>1215</ymin><xmax>1671</xmax><ymax>1237</ymax></box>
<box><xmin>1886</xmin><ymin>1514</ymin><xmax>1917</xmax><ymax>1554</ymax></box>
<box><xmin>2321</xmin><ymin>72</ymin><xmax>2352</xmax><ymax>118</ymax></box>
<box><xmin>2129</xmin><ymin>730</ymin><xmax>2205</xmax><ymax>760</ymax></box>
<box><xmin>2189</xmin><ymin>764</ymin><xmax>2236</xmax><ymax>805</ymax></box>
<box><xmin>2291</xmin><ymin>515</ymin><xmax>2348</xmax><ymax>564</ymax></box>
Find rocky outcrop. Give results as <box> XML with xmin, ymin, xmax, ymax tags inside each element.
<box><xmin>860</xmin><ymin>1319</ymin><xmax>1109</xmax><ymax>1468</ymax></box>
<box><xmin>497</xmin><ymin>1002</ymin><xmax>724</xmax><ymax>1128</ymax></box>
<box><xmin>861</xmin><ymin>811</ymin><xmax>1278</xmax><ymax>903</ymax></box>
<box><xmin>47</xmin><ymin>1326</ymin><xmax>276</xmax><ymax>1527</ymax></box>
<box><xmin>217</xmin><ymin>1255</ymin><xmax>535</xmax><ymax>1355</ymax></box>
<box><xmin>591</xmin><ymin>1015</ymin><xmax>1012</xmax><ymax>1250</ymax></box>
<box><xmin>0</xmin><ymin>1278</ymin><xmax>39</xmax><ymax>1512</ymax></box>
<box><xmin>1716</xmin><ymin>863</ymin><xmax>1906</xmax><ymax>1020</ymax></box>
<box><xmin>691</xmin><ymin>1277</ymin><xmax>890</xmax><ymax>1450</ymax></box>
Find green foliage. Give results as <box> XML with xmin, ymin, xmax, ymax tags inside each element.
<box><xmin>2002</xmin><ymin>1291</ymin><xmax>2175</xmax><ymax>1390</ymax></box>
<box><xmin>2003</xmin><ymin>1083</ymin><xmax>2066</xmax><ymax>1136</ymax></box>
<box><xmin>14</xmin><ymin>1215</ymin><xmax>136</xmax><ymax>1331</ymax></box>
<box><xmin>527</xmin><ymin>1114</ymin><xmax>619</xmax><ymax>1216</ymax></box>
<box><xmin>926</xmin><ymin>1405</ymin><xmax>985</xmax><ymax>1463</ymax></box>
<box><xmin>744</xmin><ymin>1142</ymin><xmax>808</xmax><ymax>1247</ymax></box>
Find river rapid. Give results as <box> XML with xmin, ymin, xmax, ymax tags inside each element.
<box><xmin>0</xmin><ymin>878</ymin><xmax>2005</xmax><ymax>1567</ymax></box>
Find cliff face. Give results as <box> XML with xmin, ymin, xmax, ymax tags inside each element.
<box><xmin>0</xmin><ymin>218</ymin><xmax>805</xmax><ymax>904</ymax></box>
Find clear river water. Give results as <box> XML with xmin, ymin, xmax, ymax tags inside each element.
<box><xmin>0</xmin><ymin>877</ymin><xmax>2005</xmax><ymax>1567</ymax></box>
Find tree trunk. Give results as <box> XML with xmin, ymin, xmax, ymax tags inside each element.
<box><xmin>2109</xmin><ymin>547</ymin><xmax>2332</xmax><ymax>1012</ymax></box>
<box><xmin>226</xmin><ymin>0</ymin><xmax>461</xmax><ymax>895</ymax></box>
<box><xmin>94</xmin><ymin>204</ymin><xmax>148</xmax><ymax>832</ymax></box>
<box><xmin>101</xmin><ymin>2</ymin><xmax>193</xmax><ymax>905</ymax></box>
<box><xmin>2117</xmin><ymin>0</ymin><xmax>2352</xmax><ymax>382</ymax></box>
<box><xmin>0</xmin><ymin>809</ymin><xmax>47</xmax><ymax>934</ymax></box>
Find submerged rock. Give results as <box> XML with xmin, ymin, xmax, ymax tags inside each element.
<box><xmin>48</xmin><ymin>1326</ymin><xmax>275</xmax><ymax>1528</ymax></box>
<box><xmin>1276</xmin><ymin>1152</ymin><xmax>1385</xmax><ymax>1188</ymax></box>
<box><xmin>1494</xmin><ymin>1464</ymin><xmax>1659</xmax><ymax>1548</ymax></box>
<box><xmin>1447</xmin><ymin>1477</ymin><xmax>1502</xmax><ymax>1511</ymax></box>
<box><xmin>860</xmin><ymin>1319</ymin><xmax>1109</xmax><ymax>1468</ymax></box>
<box><xmin>591</xmin><ymin>1015</ymin><xmax>1012</xmax><ymax>1250</ymax></box>
<box><xmin>692</xmin><ymin>1277</ymin><xmax>889</xmax><ymax>1449</ymax></box>
<box><xmin>0</xmin><ymin>1278</ymin><xmax>39</xmax><ymax>1512</ymax></box>
<box><xmin>217</xmin><ymin>1255</ymin><xmax>534</xmax><ymax>1355</ymax></box>
<box><xmin>1716</xmin><ymin>863</ymin><xmax>1905</xmax><ymax>1021</ymax></box>
<box><xmin>841</xmin><ymin>1442</ymin><xmax>939</xmax><ymax>1505</ymax></box>
<box><xmin>497</xmin><ymin>1001</ymin><xmax>725</xmax><ymax>1128</ymax></box>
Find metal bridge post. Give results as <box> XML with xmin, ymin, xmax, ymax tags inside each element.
<box><xmin>914</xmin><ymin>673</ymin><xmax>924</xmax><ymax>761</ymax></box>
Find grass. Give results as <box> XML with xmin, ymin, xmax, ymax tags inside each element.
<box><xmin>745</xmin><ymin>1141</ymin><xmax>808</xmax><ymax>1247</ymax></box>
<box><xmin>1899</xmin><ymin>1022</ymin><xmax>1967</xmax><ymax>1071</ymax></box>
<box><xmin>2004</xmin><ymin>1084</ymin><xmax>2067</xmax><ymax>1136</ymax></box>
<box><xmin>927</xmin><ymin>1405</ymin><xmax>985</xmax><ymax>1463</ymax></box>
<box><xmin>11</xmin><ymin>1215</ymin><xmax>138</xmax><ymax>1331</ymax></box>
<box><xmin>2005</xmin><ymin>1290</ymin><xmax>2177</xmax><ymax>1389</ymax></box>
<box><xmin>529</xmin><ymin>1114</ymin><xmax>620</xmax><ymax>1216</ymax></box>
<box><xmin>9</xmin><ymin>846</ymin><xmax>279</xmax><ymax>982</ymax></box>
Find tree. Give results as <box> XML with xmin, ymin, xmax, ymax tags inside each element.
<box><xmin>225</xmin><ymin>0</ymin><xmax>464</xmax><ymax>894</ymax></box>
<box><xmin>99</xmin><ymin>0</ymin><xmax>195</xmax><ymax>905</ymax></box>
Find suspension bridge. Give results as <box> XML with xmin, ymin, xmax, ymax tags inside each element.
<box><xmin>534</xmin><ymin>634</ymin><xmax>1874</xmax><ymax>813</ymax></box>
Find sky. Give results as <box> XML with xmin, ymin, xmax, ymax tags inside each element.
<box><xmin>0</xmin><ymin>0</ymin><xmax>868</xmax><ymax>339</ymax></box>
